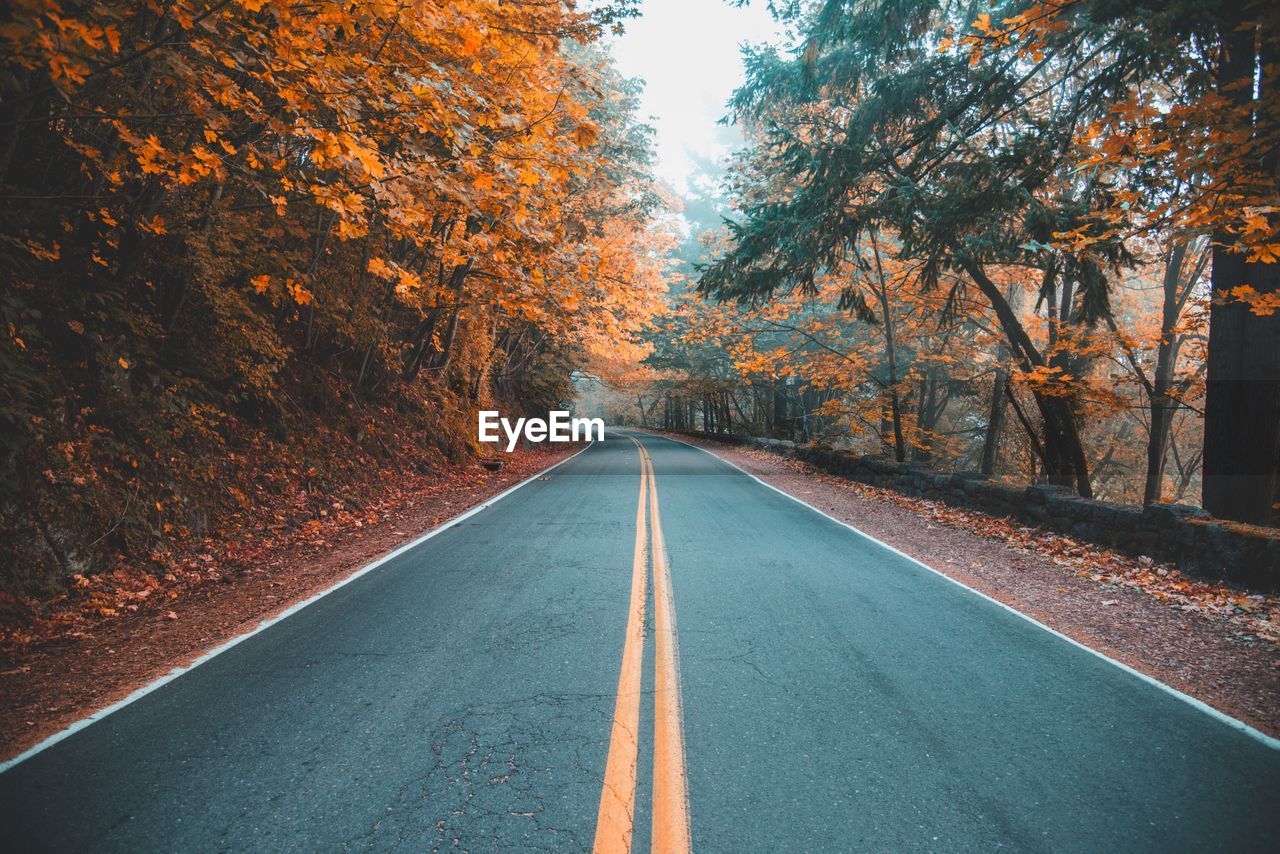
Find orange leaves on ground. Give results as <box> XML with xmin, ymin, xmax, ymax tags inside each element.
<box><xmin>0</xmin><ymin>441</ymin><xmax>572</xmax><ymax>653</ymax></box>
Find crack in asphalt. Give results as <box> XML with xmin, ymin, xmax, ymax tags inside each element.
<box><xmin>338</xmin><ymin>693</ymin><xmax>614</xmax><ymax>852</ymax></box>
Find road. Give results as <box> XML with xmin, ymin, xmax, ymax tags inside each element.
<box><xmin>2</xmin><ymin>431</ymin><xmax>1278</xmax><ymax>852</ymax></box>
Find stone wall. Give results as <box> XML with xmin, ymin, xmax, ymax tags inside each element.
<box><xmin>676</xmin><ymin>432</ymin><xmax>1280</xmax><ymax>592</ymax></box>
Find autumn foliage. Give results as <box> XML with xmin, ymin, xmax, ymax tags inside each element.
<box><xmin>614</xmin><ymin>0</ymin><xmax>1279</xmax><ymax>529</ymax></box>
<box><xmin>0</xmin><ymin>0</ymin><xmax>665</xmax><ymax>596</ymax></box>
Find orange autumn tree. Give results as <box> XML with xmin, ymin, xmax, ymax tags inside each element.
<box><xmin>0</xmin><ymin>0</ymin><xmax>664</xmax><ymax>594</ymax></box>
<box><xmin>680</xmin><ymin>232</ymin><xmax>992</xmax><ymax>463</ymax></box>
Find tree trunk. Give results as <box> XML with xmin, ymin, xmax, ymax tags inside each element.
<box><xmin>980</xmin><ymin>367</ymin><xmax>1008</xmax><ymax>476</ymax></box>
<box><xmin>959</xmin><ymin>257</ymin><xmax>1093</xmax><ymax>497</ymax></box>
<box><xmin>403</xmin><ymin>310</ymin><xmax>439</xmax><ymax>381</ymax></box>
<box><xmin>1143</xmin><ymin>241</ymin><xmax>1189</xmax><ymax>505</ymax></box>
<box><xmin>1202</xmin><ymin>16</ymin><xmax>1280</xmax><ymax>525</ymax></box>
<box><xmin>404</xmin><ymin>259</ymin><xmax>471</xmax><ymax>381</ymax></box>
<box><xmin>427</xmin><ymin>306</ymin><xmax>463</xmax><ymax>372</ymax></box>
<box><xmin>773</xmin><ymin>381</ymin><xmax>788</xmax><ymax>439</ymax></box>
<box><xmin>870</xmin><ymin>233</ymin><xmax>907</xmax><ymax>461</ymax></box>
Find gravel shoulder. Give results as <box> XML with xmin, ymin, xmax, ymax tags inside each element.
<box><xmin>0</xmin><ymin>444</ymin><xmax>580</xmax><ymax>762</ymax></box>
<box><xmin>674</xmin><ymin>434</ymin><xmax>1280</xmax><ymax>738</ymax></box>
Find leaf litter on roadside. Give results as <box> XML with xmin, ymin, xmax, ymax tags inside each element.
<box><xmin>0</xmin><ymin>447</ymin><xmax>572</xmax><ymax>655</ymax></box>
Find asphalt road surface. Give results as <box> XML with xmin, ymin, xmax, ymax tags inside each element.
<box><xmin>2</xmin><ymin>431</ymin><xmax>1278</xmax><ymax>852</ymax></box>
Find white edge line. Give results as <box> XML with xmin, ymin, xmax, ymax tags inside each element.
<box><xmin>649</xmin><ymin>431</ymin><xmax>1280</xmax><ymax>752</ymax></box>
<box><xmin>0</xmin><ymin>442</ymin><xmax>596</xmax><ymax>774</ymax></box>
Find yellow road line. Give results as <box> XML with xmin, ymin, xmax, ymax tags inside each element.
<box><xmin>643</xmin><ymin>443</ymin><xmax>692</xmax><ymax>854</ymax></box>
<box><xmin>593</xmin><ymin>439</ymin><xmax>650</xmax><ymax>854</ymax></box>
<box><xmin>594</xmin><ymin>437</ymin><xmax>691</xmax><ymax>854</ymax></box>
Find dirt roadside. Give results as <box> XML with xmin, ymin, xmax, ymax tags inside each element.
<box><xmin>0</xmin><ymin>444</ymin><xmax>581</xmax><ymax>762</ymax></box>
<box><xmin>671</xmin><ymin>433</ymin><xmax>1280</xmax><ymax>738</ymax></box>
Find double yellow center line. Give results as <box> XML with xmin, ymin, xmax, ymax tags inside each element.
<box><xmin>593</xmin><ymin>437</ymin><xmax>692</xmax><ymax>853</ymax></box>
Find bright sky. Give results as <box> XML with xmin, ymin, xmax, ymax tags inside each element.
<box><xmin>608</xmin><ymin>0</ymin><xmax>788</xmax><ymax>193</ymax></box>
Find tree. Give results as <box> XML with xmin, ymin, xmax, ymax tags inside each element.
<box><xmin>696</xmin><ymin>0</ymin><xmax>1279</xmax><ymax>521</ymax></box>
<box><xmin>0</xmin><ymin>0</ymin><xmax>665</xmax><ymax>593</ymax></box>
<box><xmin>699</xmin><ymin>0</ymin><xmax>1147</xmax><ymax>497</ymax></box>
<box><xmin>1007</xmin><ymin>0</ymin><xmax>1279</xmax><ymax>521</ymax></box>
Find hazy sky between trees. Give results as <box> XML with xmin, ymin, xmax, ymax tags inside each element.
<box><xmin>609</xmin><ymin>0</ymin><xmax>786</xmax><ymax>192</ymax></box>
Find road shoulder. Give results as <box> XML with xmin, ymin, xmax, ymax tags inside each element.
<box><xmin>672</xmin><ymin>434</ymin><xmax>1280</xmax><ymax>738</ymax></box>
